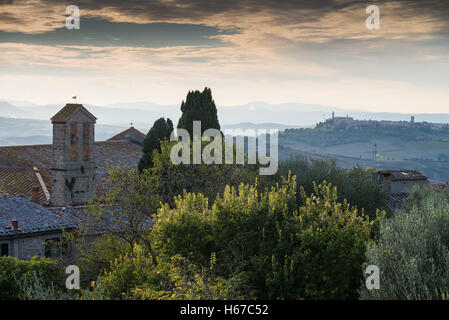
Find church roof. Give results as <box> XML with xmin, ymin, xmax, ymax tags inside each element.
<box><xmin>0</xmin><ymin>140</ymin><xmax>142</xmax><ymax>204</ymax></box>
<box><xmin>107</xmin><ymin>127</ymin><xmax>146</xmax><ymax>146</ymax></box>
<box><xmin>0</xmin><ymin>167</ymin><xmax>47</xmax><ymax>204</ymax></box>
<box><xmin>51</xmin><ymin>103</ymin><xmax>97</xmax><ymax>123</ymax></box>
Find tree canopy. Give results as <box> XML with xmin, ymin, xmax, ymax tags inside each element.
<box><xmin>138</xmin><ymin>117</ymin><xmax>173</xmax><ymax>172</ymax></box>
<box><xmin>177</xmin><ymin>87</ymin><xmax>220</xmax><ymax>138</ymax></box>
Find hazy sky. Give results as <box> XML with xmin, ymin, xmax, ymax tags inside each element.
<box><xmin>0</xmin><ymin>0</ymin><xmax>448</xmax><ymax>113</ymax></box>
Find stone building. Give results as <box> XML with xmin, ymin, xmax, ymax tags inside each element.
<box><xmin>50</xmin><ymin>104</ymin><xmax>97</xmax><ymax>206</ymax></box>
<box><xmin>0</xmin><ymin>192</ymin><xmax>75</xmax><ymax>259</ymax></box>
<box><xmin>375</xmin><ymin>169</ymin><xmax>429</xmax><ymax>213</ymax></box>
<box><xmin>0</xmin><ymin>103</ymin><xmax>145</xmax><ymax>207</ymax></box>
<box><xmin>0</xmin><ymin>103</ymin><xmax>147</xmax><ymax>259</ymax></box>
<box><xmin>375</xmin><ymin>169</ymin><xmax>429</xmax><ymax>194</ymax></box>
<box><xmin>326</xmin><ymin>113</ymin><xmax>416</xmax><ymax>130</ymax></box>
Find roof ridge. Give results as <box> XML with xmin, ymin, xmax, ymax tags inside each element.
<box><xmin>51</xmin><ymin>103</ymin><xmax>97</xmax><ymax>123</ymax></box>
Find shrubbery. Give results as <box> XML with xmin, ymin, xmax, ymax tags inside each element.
<box><xmin>361</xmin><ymin>187</ymin><xmax>449</xmax><ymax>299</ymax></box>
<box><xmin>270</xmin><ymin>157</ymin><xmax>384</xmax><ymax>220</ymax></box>
<box><xmin>90</xmin><ymin>175</ymin><xmax>377</xmax><ymax>299</ymax></box>
<box><xmin>0</xmin><ymin>256</ymin><xmax>63</xmax><ymax>300</ymax></box>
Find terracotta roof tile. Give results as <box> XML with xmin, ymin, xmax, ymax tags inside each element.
<box><xmin>0</xmin><ymin>167</ymin><xmax>47</xmax><ymax>203</ymax></box>
<box><xmin>107</xmin><ymin>127</ymin><xmax>146</xmax><ymax>146</ymax></box>
<box><xmin>50</xmin><ymin>103</ymin><xmax>97</xmax><ymax>123</ymax></box>
<box><xmin>0</xmin><ymin>141</ymin><xmax>142</xmax><ymax>202</ymax></box>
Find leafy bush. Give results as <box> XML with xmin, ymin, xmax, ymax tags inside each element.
<box><xmin>270</xmin><ymin>157</ymin><xmax>384</xmax><ymax>220</ymax></box>
<box><xmin>361</xmin><ymin>187</ymin><xmax>449</xmax><ymax>299</ymax></box>
<box><xmin>147</xmin><ymin>141</ymin><xmax>260</xmax><ymax>207</ymax></box>
<box><xmin>17</xmin><ymin>271</ymin><xmax>77</xmax><ymax>300</ymax></box>
<box><xmin>138</xmin><ymin>117</ymin><xmax>173</xmax><ymax>172</ymax></box>
<box><xmin>94</xmin><ymin>174</ymin><xmax>377</xmax><ymax>299</ymax></box>
<box><xmin>0</xmin><ymin>256</ymin><xmax>63</xmax><ymax>300</ymax></box>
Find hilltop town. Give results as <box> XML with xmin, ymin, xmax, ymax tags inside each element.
<box><xmin>322</xmin><ymin>112</ymin><xmax>449</xmax><ymax>130</ymax></box>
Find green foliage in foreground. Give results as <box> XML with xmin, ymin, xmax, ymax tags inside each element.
<box><xmin>138</xmin><ymin>117</ymin><xmax>173</xmax><ymax>172</ymax></box>
<box><xmin>270</xmin><ymin>157</ymin><xmax>384</xmax><ymax>220</ymax></box>
<box><xmin>89</xmin><ymin>175</ymin><xmax>378</xmax><ymax>299</ymax></box>
<box><xmin>177</xmin><ymin>87</ymin><xmax>220</xmax><ymax>139</ymax></box>
<box><xmin>361</xmin><ymin>187</ymin><xmax>449</xmax><ymax>300</ymax></box>
<box><xmin>149</xmin><ymin>141</ymin><xmax>260</xmax><ymax>207</ymax></box>
<box><xmin>0</xmin><ymin>256</ymin><xmax>63</xmax><ymax>300</ymax></box>
<box><xmin>73</xmin><ymin>142</ymin><xmax>259</xmax><ymax>285</ymax></box>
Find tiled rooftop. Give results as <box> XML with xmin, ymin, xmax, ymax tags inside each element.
<box><xmin>107</xmin><ymin>127</ymin><xmax>146</xmax><ymax>146</ymax></box>
<box><xmin>0</xmin><ymin>167</ymin><xmax>47</xmax><ymax>203</ymax></box>
<box><xmin>0</xmin><ymin>193</ymin><xmax>75</xmax><ymax>236</ymax></box>
<box><xmin>51</xmin><ymin>103</ymin><xmax>96</xmax><ymax>123</ymax></box>
<box><xmin>376</xmin><ymin>170</ymin><xmax>428</xmax><ymax>181</ymax></box>
<box><xmin>0</xmin><ymin>140</ymin><xmax>142</xmax><ymax>202</ymax></box>
<box><xmin>49</xmin><ymin>206</ymin><xmax>154</xmax><ymax>234</ymax></box>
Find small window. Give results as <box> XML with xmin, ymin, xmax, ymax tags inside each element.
<box><xmin>44</xmin><ymin>237</ymin><xmax>69</xmax><ymax>257</ymax></box>
<box><xmin>1</xmin><ymin>243</ymin><xmax>8</xmax><ymax>257</ymax></box>
<box><xmin>44</xmin><ymin>238</ymin><xmax>61</xmax><ymax>257</ymax></box>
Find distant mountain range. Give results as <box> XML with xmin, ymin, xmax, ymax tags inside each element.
<box><xmin>2</xmin><ymin>99</ymin><xmax>449</xmax><ymax>127</ymax></box>
<box><xmin>0</xmin><ymin>116</ymin><xmax>135</xmax><ymax>146</ymax></box>
<box><xmin>2</xmin><ymin>99</ymin><xmax>449</xmax><ymax>146</ymax></box>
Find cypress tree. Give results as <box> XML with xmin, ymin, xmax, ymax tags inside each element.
<box><xmin>138</xmin><ymin>117</ymin><xmax>173</xmax><ymax>172</ymax></box>
<box><xmin>177</xmin><ymin>87</ymin><xmax>220</xmax><ymax>138</ymax></box>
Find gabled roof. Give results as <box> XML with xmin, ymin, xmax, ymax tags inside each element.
<box><xmin>0</xmin><ymin>141</ymin><xmax>142</xmax><ymax>203</ymax></box>
<box><xmin>107</xmin><ymin>127</ymin><xmax>146</xmax><ymax>146</ymax></box>
<box><xmin>51</xmin><ymin>103</ymin><xmax>97</xmax><ymax>123</ymax></box>
<box><xmin>0</xmin><ymin>193</ymin><xmax>75</xmax><ymax>236</ymax></box>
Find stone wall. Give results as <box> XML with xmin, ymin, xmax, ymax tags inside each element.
<box><xmin>0</xmin><ymin>231</ymin><xmax>63</xmax><ymax>260</ymax></box>
<box><xmin>51</xmin><ymin>107</ymin><xmax>96</xmax><ymax>206</ymax></box>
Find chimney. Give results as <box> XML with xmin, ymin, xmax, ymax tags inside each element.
<box><xmin>11</xmin><ymin>219</ymin><xmax>19</xmax><ymax>231</ymax></box>
<box><xmin>32</xmin><ymin>185</ymin><xmax>40</xmax><ymax>203</ymax></box>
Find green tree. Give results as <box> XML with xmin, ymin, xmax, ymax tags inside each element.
<box><xmin>177</xmin><ymin>87</ymin><xmax>220</xmax><ymax>138</ymax></box>
<box><xmin>72</xmin><ymin>141</ymin><xmax>258</xmax><ymax>287</ymax></box>
<box><xmin>72</xmin><ymin>165</ymin><xmax>161</xmax><ymax>284</ymax></box>
<box><xmin>361</xmin><ymin>186</ymin><xmax>449</xmax><ymax>300</ymax></box>
<box><xmin>138</xmin><ymin>117</ymin><xmax>173</xmax><ymax>172</ymax></box>
<box><xmin>150</xmin><ymin>175</ymin><xmax>378</xmax><ymax>299</ymax></box>
<box><xmin>0</xmin><ymin>256</ymin><xmax>63</xmax><ymax>300</ymax></box>
<box><xmin>269</xmin><ymin>156</ymin><xmax>384</xmax><ymax>220</ymax></box>
<box><xmin>148</xmin><ymin>141</ymin><xmax>260</xmax><ymax>207</ymax></box>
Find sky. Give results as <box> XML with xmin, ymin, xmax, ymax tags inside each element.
<box><xmin>0</xmin><ymin>0</ymin><xmax>448</xmax><ymax>113</ymax></box>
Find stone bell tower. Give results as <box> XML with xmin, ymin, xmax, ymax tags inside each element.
<box><xmin>50</xmin><ymin>103</ymin><xmax>97</xmax><ymax>206</ymax></box>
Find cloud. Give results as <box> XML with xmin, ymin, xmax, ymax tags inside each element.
<box><xmin>1</xmin><ymin>0</ymin><xmax>448</xmax><ymax>42</ymax></box>
<box><xmin>0</xmin><ymin>0</ymin><xmax>448</xmax><ymax>112</ymax></box>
